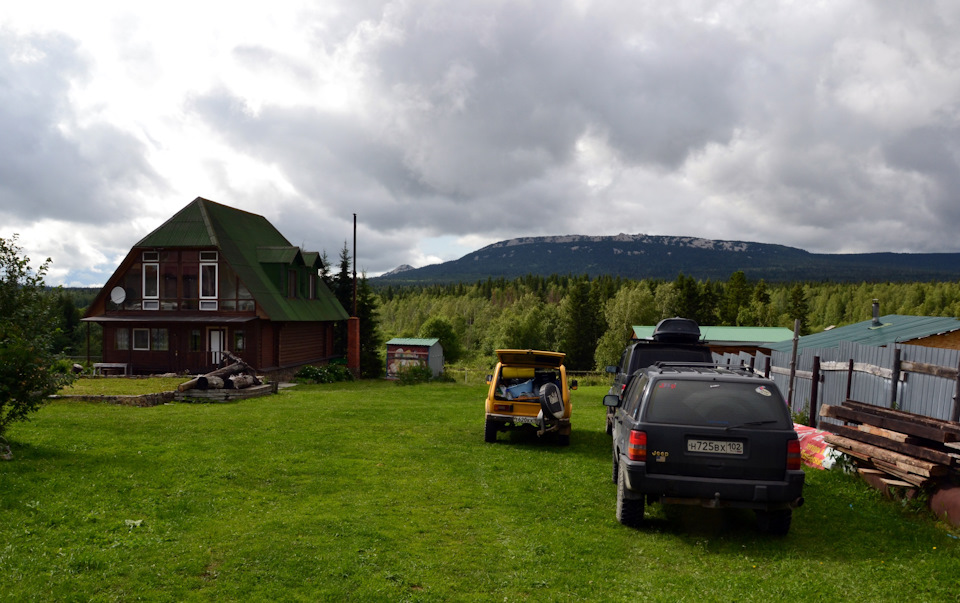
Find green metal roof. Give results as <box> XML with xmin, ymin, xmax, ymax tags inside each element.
<box><xmin>764</xmin><ymin>315</ymin><xmax>960</xmax><ymax>353</ymax></box>
<box><xmin>257</xmin><ymin>246</ymin><xmax>304</xmax><ymax>264</ymax></box>
<box><xmin>631</xmin><ymin>325</ymin><xmax>794</xmax><ymax>344</ymax></box>
<box><xmin>387</xmin><ymin>338</ymin><xmax>440</xmax><ymax>347</ymax></box>
<box><xmin>134</xmin><ymin>197</ymin><xmax>348</xmax><ymax>322</ymax></box>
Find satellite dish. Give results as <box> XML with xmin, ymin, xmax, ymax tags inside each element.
<box><xmin>110</xmin><ymin>287</ymin><xmax>127</xmax><ymax>305</ymax></box>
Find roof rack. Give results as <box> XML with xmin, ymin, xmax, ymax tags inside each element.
<box><xmin>650</xmin><ymin>361</ymin><xmax>759</xmax><ymax>376</ymax></box>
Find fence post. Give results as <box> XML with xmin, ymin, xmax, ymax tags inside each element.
<box><xmin>890</xmin><ymin>348</ymin><xmax>901</xmax><ymax>409</ymax></box>
<box><xmin>787</xmin><ymin>319</ymin><xmax>801</xmax><ymax>407</ymax></box>
<box><xmin>952</xmin><ymin>356</ymin><xmax>960</xmax><ymax>423</ymax></box>
<box><xmin>809</xmin><ymin>356</ymin><xmax>821</xmax><ymax>428</ymax></box>
<box><xmin>846</xmin><ymin>359</ymin><xmax>854</xmax><ymax>401</ymax></box>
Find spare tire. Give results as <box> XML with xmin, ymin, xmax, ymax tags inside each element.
<box><xmin>539</xmin><ymin>382</ymin><xmax>565</xmax><ymax>419</ymax></box>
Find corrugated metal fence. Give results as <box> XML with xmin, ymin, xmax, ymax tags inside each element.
<box><xmin>715</xmin><ymin>342</ymin><xmax>960</xmax><ymax>425</ymax></box>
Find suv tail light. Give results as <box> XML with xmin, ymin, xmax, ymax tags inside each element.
<box><xmin>787</xmin><ymin>439</ymin><xmax>801</xmax><ymax>471</ymax></box>
<box><xmin>628</xmin><ymin>430</ymin><xmax>647</xmax><ymax>462</ymax></box>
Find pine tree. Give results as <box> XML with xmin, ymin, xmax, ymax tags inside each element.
<box><xmin>559</xmin><ymin>279</ymin><xmax>602</xmax><ymax>370</ymax></box>
<box><xmin>356</xmin><ymin>275</ymin><xmax>383</xmax><ymax>378</ymax></box>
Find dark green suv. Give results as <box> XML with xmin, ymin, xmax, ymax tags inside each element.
<box><xmin>604</xmin><ymin>363</ymin><xmax>805</xmax><ymax>535</ymax></box>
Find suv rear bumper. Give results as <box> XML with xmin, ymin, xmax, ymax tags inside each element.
<box><xmin>621</xmin><ymin>459</ymin><xmax>805</xmax><ymax>510</ymax></box>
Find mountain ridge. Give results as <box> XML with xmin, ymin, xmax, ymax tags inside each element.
<box><xmin>373</xmin><ymin>233</ymin><xmax>960</xmax><ymax>285</ymax></box>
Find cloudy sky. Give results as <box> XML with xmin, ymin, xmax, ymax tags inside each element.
<box><xmin>2</xmin><ymin>1</ymin><xmax>959</xmax><ymax>287</ymax></box>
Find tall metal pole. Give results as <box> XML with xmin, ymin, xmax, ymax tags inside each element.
<box><xmin>352</xmin><ymin>213</ymin><xmax>357</xmax><ymax>317</ymax></box>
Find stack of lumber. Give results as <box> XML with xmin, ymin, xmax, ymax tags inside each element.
<box><xmin>820</xmin><ymin>400</ymin><xmax>960</xmax><ymax>488</ymax></box>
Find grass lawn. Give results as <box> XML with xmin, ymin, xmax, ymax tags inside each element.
<box><xmin>58</xmin><ymin>377</ymin><xmax>187</xmax><ymax>397</ymax></box>
<box><xmin>2</xmin><ymin>381</ymin><xmax>958</xmax><ymax>601</ymax></box>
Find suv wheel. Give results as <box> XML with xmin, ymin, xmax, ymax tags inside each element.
<box><xmin>616</xmin><ymin>466</ymin><xmax>644</xmax><ymax>527</ymax></box>
<box><xmin>756</xmin><ymin>509</ymin><xmax>792</xmax><ymax>536</ymax></box>
<box><xmin>484</xmin><ymin>417</ymin><xmax>497</xmax><ymax>443</ymax></box>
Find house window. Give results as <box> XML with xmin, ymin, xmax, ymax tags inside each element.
<box><xmin>200</xmin><ymin>251</ymin><xmax>218</xmax><ymax>262</ymax></box>
<box><xmin>143</xmin><ymin>263</ymin><xmax>159</xmax><ymax>298</ymax></box>
<box><xmin>116</xmin><ymin>328</ymin><xmax>129</xmax><ymax>350</ymax></box>
<box><xmin>200</xmin><ymin>261</ymin><xmax>218</xmax><ymax>310</ymax></box>
<box><xmin>133</xmin><ymin>328</ymin><xmax>150</xmax><ymax>351</ymax></box>
<box><xmin>151</xmin><ymin>328</ymin><xmax>168</xmax><ymax>351</ymax></box>
<box><xmin>142</xmin><ymin>251</ymin><xmax>159</xmax><ymax>262</ymax></box>
<box><xmin>234</xmin><ymin>330</ymin><xmax>245</xmax><ymax>352</ymax></box>
<box><xmin>309</xmin><ymin>274</ymin><xmax>316</xmax><ymax>300</ymax></box>
<box><xmin>287</xmin><ymin>270</ymin><xmax>297</xmax><ymax>298</ymax></box>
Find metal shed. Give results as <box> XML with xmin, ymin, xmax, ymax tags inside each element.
<box><xmin>385</xmin><ymin>338</ymin><xmax>444</xmax><ymax>378</ymax></box>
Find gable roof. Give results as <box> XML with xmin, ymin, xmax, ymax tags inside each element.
<box><xmin>763</xmin><ymin>314</ymin><xmax>960</xmax><ymax>353</ymax></box>
<box><xmin>387</xmin><ymin>338</ymin><xmax>441</xmax><ymax>347</ymax></box>
<box><xmin>110</xmin><ymin>197</ymin><xmax>348</xmax><ymax>322</ymax></box>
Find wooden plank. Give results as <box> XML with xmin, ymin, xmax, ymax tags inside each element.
<box><xmin>820</xmin><ymin>360</ymin><xmax>897</xmax><ymax>380</ymax></box>
<box><xmin>856</xmin><ymin>424</ymin><xmax>919</xmax><ymax>444</ymax></box>
<box><xmin>879</xmin><ymin>477</ymin><xmax>918</xmax><ymax>488</ymax></box>
<box><xmin>870</xmin><ymin>459</ymin><xmax>933</xmax><ymax>486</ymax></box>
<box><xmin>830</xmin><ymin>424</ymin><xmax>956</xmax><ymax>466</ymax></box>
<box><xmin>820</xmin><ymin>404</ymin><xmax>957</xmax><ymax>443</ymax></box>
<box><xmin>823</xmin><ymin>434</ymin><xmax>947</xmax><ymax>476</ymax></box>
<box><xmin>900</xmin><ymin>360</ymin><xmax>959</xmax><ymax>381</ymax></box>
<box><xmin>843</xmin><ymin>400</ymin><xmax>960</xmax><ymax>437</ymax></box>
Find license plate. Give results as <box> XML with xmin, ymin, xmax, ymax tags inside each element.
<box><xmin>687</xmin><ymin>439</ymin><xmax>743</xmax><ymax>455</ymax></box>
<box><xmin>511</xmin><ymin>416</ymin><xmax>539</xmax><ymax>425</ymax></box>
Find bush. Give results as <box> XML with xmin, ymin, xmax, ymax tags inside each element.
<box><xmin>294</xmin><ymin>364</ymin><xmax>354</xmax><ymax>384</ymax></box>
<box><xmin>395</xmin><ymin>364</ymin><xmax>434</xmax><ymax>386</ymax></box>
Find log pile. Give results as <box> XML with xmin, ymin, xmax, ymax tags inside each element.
<box><xmin>177</xmin><ymin>352</ymin><xmax>262</xmax><ymax>393</ymax></box>
<box><xmin>820</xmin><ymin>400</ymin><xmax>960</xmax><ymax>488</ymax></box>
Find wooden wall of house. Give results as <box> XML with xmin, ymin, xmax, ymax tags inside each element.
<box><xmin>259</xmin><ymin>322</ymin><xmax>276</xmax><ymax>369</ymax></box>
<box><xmin>278</xmin><ymin>322</ymin><xmax>332</xmax><ymax>367</ymax></box>
<box><xmin>907</xmin><ymin>330</ymin><xmax>960</xmax><ymax>351</ymax></box>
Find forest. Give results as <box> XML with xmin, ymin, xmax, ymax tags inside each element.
<box><xmin>51</xmin><ymin>270</ymin><xmax>960</xmax><ymax>377</ymax></box>
<box><xmin>374</xmin><ymin>272</ymin><xmax>960</xmax><ymax>372</ymax></box>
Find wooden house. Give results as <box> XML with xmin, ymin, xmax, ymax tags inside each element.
<box><xmin>83</xmin><ymin>197</ymin><xmax>350</xmax><ymax>376</ymax></box>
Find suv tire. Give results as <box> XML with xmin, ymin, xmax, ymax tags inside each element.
<box><xmin>484</xmin><ymin>417</ymin><xmax>497</xmax><ymax>443</ymax></box>
<box><xmin>616</xmin><ymin>465</ymin><xmax>644</xmax><ymax>527</ymax></box>
<box><xmin>756</xmin><ymin>509</ymin><xmax>792</xmax><ymax>536</ymax></box>
<box><xmin>611</xmin><ymin>450</ymin><xmax>619</xmax><ymax>484</ymax></box>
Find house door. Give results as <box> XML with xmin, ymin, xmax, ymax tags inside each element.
<box><xmin>208</xmin><ymin>328</ymin><xmax>226</xmax><ymax>367</ymax></box>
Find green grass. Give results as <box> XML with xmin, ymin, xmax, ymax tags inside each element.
<box><xmin>58</xmin><ymin>377</ymin><xmax>187</xmax><ymax>396</ymax></box>
<box><xmin>2</xmin><ymin>382</ymin><xmax>958</xmax><ymax>601</ymax></box>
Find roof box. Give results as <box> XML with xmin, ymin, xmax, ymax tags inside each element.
<box><xmin>652</xmin><ymin>317</ymin><xmax>701</xmax><ymax>343</ymax></box>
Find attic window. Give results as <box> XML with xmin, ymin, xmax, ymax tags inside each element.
<box><xmin>288</xmin><ymin>270</ymin><xmax>297</xmax><ymax>298</ymax></box>
<box><xmin>200</xmin><ymin>251</ymin><xmax>218</xmax><ymax>262</ymax></box>
<box><xmin>142</xmin><ymin>251</ymin><xmax>159</xmax><ymax>262</ymax></box>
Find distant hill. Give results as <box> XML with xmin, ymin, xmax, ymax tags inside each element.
<box><xmin>372</xmin><ymin>233</ymin><xmax>960</xmax><ymax>285</ymax></box>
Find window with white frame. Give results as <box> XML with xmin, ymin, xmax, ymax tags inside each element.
<box><xmin>143</xmin><ymin>262</ymin><xmax>159</xmax><ymax>310</ymax></box>
<box><xmin>133</xmin><ymin>328</ymin><xmax>150</xmax><ymax>350</ymax></box>
<box><xmin>200</xmin><ymin>251</ymin><xmax>218</xmax><ymax>310</ymax></box>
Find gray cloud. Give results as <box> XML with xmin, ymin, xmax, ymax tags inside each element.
<box><xmin>0</xmin><ymin>29</ymin><xmax>163</xmax><ymax>228</ymax></box>
<box><xmin>4</xmin><ymin>1</ymin><xmax>960</xmax><ymax>284</ymax></box>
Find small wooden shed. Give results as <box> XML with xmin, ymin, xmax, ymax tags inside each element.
<box><xmin>385</xmin><ymin>338</ymin><xmax>444</xmax><ymax>378</ymax></box>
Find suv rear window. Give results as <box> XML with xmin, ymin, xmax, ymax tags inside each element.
<box><xmin>643</xmin><ymin>380</ymin><xmax>789</xmax><ymax>428</ymax></box>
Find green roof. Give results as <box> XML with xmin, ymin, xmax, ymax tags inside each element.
<box><xmin>764</xmin><ymin>315</ymin><xmax>960</xmax><ymax>353</ymax></box>
<box><xmin>631</xmin><ymin>325</ymin><xmax>794</xmax><ymax>344</ymax></box>
<box><xmin>387</xmin><ymin>338</ymin><xmax>440</xmax><ymax>347</ymax></box>
<box><xmin>135</xmin><ymin>197</ymin><xmax>348</xmax><ymax>322</ymax></box>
